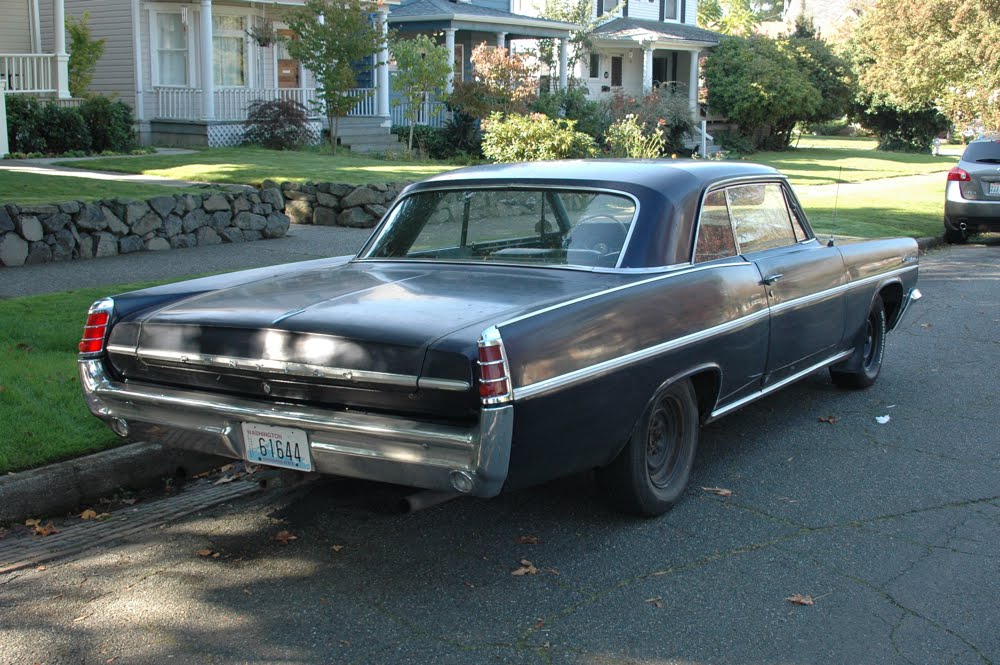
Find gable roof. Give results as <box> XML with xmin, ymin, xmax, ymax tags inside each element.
<box><xmin>389</xmin><ymin>0</ymin><xmax>578</xmax><ymax>31</ymax></box>
<box><xmin>591</xmin><ymin>17</ymin><xmax>722</xmax><ymax>47</ymax></box>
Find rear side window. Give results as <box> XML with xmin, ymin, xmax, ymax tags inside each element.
<box><xmin>961</xmin><ymin>140</ymin><xmax>1000</xmax><ymax>163</ymax></box>
<box><xmin>694</xmin><ymin>190</ymin><xmax>738</xmax><ymax>263</ymax></box>
<box><xmin>727</xmin><ymin>183</ymin><xmax>797</xmax><ymax>254</ymax></box>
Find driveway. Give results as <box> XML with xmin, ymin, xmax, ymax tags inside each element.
<box><xmin>0</xmin><ymin>241</ymin><xmax>997</xmax><ymax>664</ymax></box>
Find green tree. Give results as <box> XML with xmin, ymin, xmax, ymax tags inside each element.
<box><xmin>449</xmin><ymin>43</ymin><xmax>538</xmax><ymax>118</ymax></box>
<box><xmin>389</xmin><ymin>34</ymin><xmax>452</xmax><ymax>152</ymax></box>
<box><xmin>698</xmin><ymin>0</ymin><xmax>760</xmax><ymax>36</ymax></box>
<box><xmin>66</xmin><ymin>12</ymin><xmax>105</xmax><ymax>98</ymax></box>
<box><xmin>284</xmin><ymin>0</ymin><xmax>384</xmax><ymax>154</ymax></box>
<box><xmin>702</xmin><ymin>35</ymin><xmax>821</xmax><ymax>150</ymax></box>
<box><xmin>853</xmin><ymin>0</ymin><xmax>1000</xmax><ymax>131</ymax></box>
<box><xmin>783</xmin><ymin>35</ymin><xmax>855</xmax><ymax>125</ymax></box>
<box><xmin>535</xmin><ymin>0</ymin><xmax>621</xmax><ymax>81</ymax></box>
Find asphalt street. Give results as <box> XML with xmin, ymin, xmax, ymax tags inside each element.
<box><xmin>0</xmin><ymin>239</ymin><xmax>998</xmax><ymax>664</ymax></box>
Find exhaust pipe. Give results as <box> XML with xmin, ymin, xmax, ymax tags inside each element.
<box><xmin>959</xmin><ymin>221</ymin><xmax>968</xmax><ymax>230</ymax></box>
<box><xmin>401</xmin><ymin>490</ymin><xmax>459</xmax><ymax>513</ymax></box>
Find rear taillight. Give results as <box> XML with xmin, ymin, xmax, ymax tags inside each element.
<box><xmin>948</xmin><ymin>166</ymin><xmax>971</xmax><ymax>182</ymax></box>
<box><xmin>78</xmin><ymin>298</ymin><xmax>114</xmax><ymax>355</ymax></box>
<box><xmin>477</xmin><ymin>327</ymin><xmax>511</xmax><ymax>405</ymax></box>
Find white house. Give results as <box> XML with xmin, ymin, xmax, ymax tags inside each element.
<box><xmin>0</xmin><ymin>0</ymin><xmax>71</xmax><ymax>100</ymax></box>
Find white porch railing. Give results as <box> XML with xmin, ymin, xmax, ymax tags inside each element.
<box><xmin>155</xmin><ymin>87</ymin><xmax>381</xmax><ymax>121</ymax></box>
<box><xmin>390</xmin><ymin>99</ymin><xmax>450</xmax><ymax>128</ymax></box>
<box><xmin>0</xmin><ymin>54</ymin><xmax>55</xmax><ymax>94</ymax></box>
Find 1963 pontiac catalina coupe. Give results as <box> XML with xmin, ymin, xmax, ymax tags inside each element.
<box><xmin>79</xmin><ymin>161</ymin><xmax>921</xmax><ymax>515</ymax></box>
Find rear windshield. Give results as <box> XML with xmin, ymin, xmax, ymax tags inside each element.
<box><xmin>962</xmin><ymin>140</ymin><xmax>1000</xmax><ymax>163</ymax></box>
<box><xmin>362</xmin><ymin>188</ymin><xmax>637</xmax><ymax>269</ymax></box>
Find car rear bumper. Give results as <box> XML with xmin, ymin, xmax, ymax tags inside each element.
<box><xmin>79</xmin><ymin>358</ymin><xmax>512</xmax><ymax>498</ymax></box>
<box><xmin>944</xmin><ymin>182</ymin><xmax>1000</xmax><ymax>231</ymax></box>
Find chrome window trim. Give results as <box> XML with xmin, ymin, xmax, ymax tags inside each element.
<box><xmin>509</xmin><ymin>264</ymin><xmax>917</xmax><ymax>401</ymax></box>
<box><xmin>356</xmin><ymin>184</ymin><xmax>642</xmax><ymax>271</ymax></box>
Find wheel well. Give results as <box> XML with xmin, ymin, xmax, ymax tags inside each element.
<box><xmin>688</xmin><ymin>369</ymin><xmax>721</xmax><ymax>421</ymax></box>
<box><xmin>879</xmin><ymin>282</ymin><xmax>904</xmax><ymax>328</ymax></box>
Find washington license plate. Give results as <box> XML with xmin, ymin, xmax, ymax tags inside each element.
<box><xmin>989</xmin><ymin>182</ymin><xmax>1000</xmax><ymax>195</ymax></box>
<box><xmin>242</xmin><ymin>422</ymin><xmax>312</xmax><ymax>472</ymax></box>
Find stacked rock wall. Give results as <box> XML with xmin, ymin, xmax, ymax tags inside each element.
<box><xmin>0</xmin><ymin>189</ymin><xmax>290</xmax><ymax>267</ymax></box>
<box><xmin>271</xmin><ymin>180</ymin><xmax>408</xmax><ymax>229</ymax></box>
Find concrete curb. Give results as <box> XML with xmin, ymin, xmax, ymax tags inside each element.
<box><xmin>917</xmin><ymin>235</ymin><xmax>943</xmax><ymax>252</ymax></box>
<box><xmin>0</xmin><ymin>442</ymin><xmax>226</xmax><ymax>525</ymax></box>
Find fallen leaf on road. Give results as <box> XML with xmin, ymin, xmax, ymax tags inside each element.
<box><xmin>331</xmin><ymin>544</ymin><xmax>344</xmax><ymax>553</ymax></box>
<box><xmin>243</xmin><ymin>588</ymin><xmax>253</xmax><ymax>596</ymax></box>
<box><xmin>817</xmin><ymin>415</ymin><xmax>838</xmax><ymax>424</ymax></box>
<box><xmin>339</xmin><ymin>640</ymin><xmax>351</xmax><ymax>646</ymax></box>
<box><xmin>645</xmin><ymin>596</ymin><xmax>664</xmax><ymax>609</ymax></box>
<box><xmin>875</xmin><ymin>415</ymin><xmax>891</xmax><ymax>424</ymax></box>
<box><xmin>34</xmin><ymin>522</ymin><xmax>59</xmax><ymax>537</ymax></box>
<box><xmin>213</xmin><ymin>475</ymin><xmax>237</xmax><ymax>485</ymax></box>
<box><xmin>463</xmin><ymin>581</ymin><xmax>475</xmax><ymax>588</ymax></box>
<box><xmin>272</xmin><ymin>530</ymin><xmax>298</xmax><ymax>545</ymax></box>
<box><xmin>701</xmin><ymin>486</ymin><xmax>733</xmax><ymax>497</ymax></box>
<box><xmin>24</xmin><ymin>518</ymin><xmax>40</xmax><ymax>527</ymax></box>
<box><xmin>517</xmin><ymin>535</ymin><xmax>543</xmax><ymax>545</ymax></box>
<box><xmin>785</xmin><ymin>594</ymin><xmax>815</xmax><ymax>606</ymax></box>
<box><xmin>542</xmin><ymin>566</ymin><xmax>560</xmax><ymax>576</ymax></box>
<box><xmin>511</xmin><ymin>559</ymin><xmax>539</xmax><ymax>576</ymax></box>
<box><xmin>531</xmin><ymin>618</ymin><xmax>545</xmax><ymax>630</ymax></box>
<box><xmin>920</xmin><ymin>323</ymin><xmax>932</xmax><ymax>329</ymax></box>
<box><xmin>35</xmin><ymin>565</ymin><xmax>46</xmax><ymax>572</ymax></box>
<box><xmin>73</xmin><ymin>612</ymin><xmax>93</xmax><ymax>623</ymax></box>
<box><xmin>80</xmin><ymin>509</ymin><xmax>99</xmax><ymax>520</ymax></box>
<box><xmin>195</xmin><ymin>549</ymin><xmax>215</xmax><ymax>557</ymax></box>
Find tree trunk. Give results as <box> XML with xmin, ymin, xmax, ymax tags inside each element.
<box><xmin>329</xmin><ymin>112</ymin><xmax>338</xmax><ymax>156</ymax></box>
<box><xmin>408</xmin><ymin>119</ymin><xmax>415</xmax><ymax>152</ymax></box>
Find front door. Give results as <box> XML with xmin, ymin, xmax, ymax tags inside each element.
<box><xmin>276</xmin><ymin>29</ymin><xmax>300</xmax><ymax>88</ymax></box>
<box><xmin>610</xmin><ymin>56</ymin><xmax>623</xmax><ymax>87</ymax></box>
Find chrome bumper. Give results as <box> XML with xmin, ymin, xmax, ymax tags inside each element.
<box><xmin>888</xmin><ymin>287</ymin><xmax>922</xmax><ymax>333</ymax></box>
<box><xmin>79</xmin><ymin>359</ymin><xmax>512</xmax><ymax>497</ymax></box>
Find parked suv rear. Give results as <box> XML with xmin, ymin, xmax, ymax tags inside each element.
<box><xmin>944</xmin><ymin>136</ymin><xmax>1000</xmax><ymax>243</ymax></box>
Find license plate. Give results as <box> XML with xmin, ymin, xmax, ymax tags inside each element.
<box><xmin>989</xmin><ymin>182</ymin><xmax>1000</xmax><ymax>195</ymax></box>
<box><xmin>241</xmin><ymin>422</ymin><xmax>312</xmax><ymax>472</ymax></box>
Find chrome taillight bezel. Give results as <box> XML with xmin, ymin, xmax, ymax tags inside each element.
<box><xmin>78</xmin><ymin>298</ymin><xmax>115</xmax><ymax>357</ymax></box>
<box><xmin>477</xmin><ymin>326</ymin><xmax>512</xmax><ymax>406</ymax></box>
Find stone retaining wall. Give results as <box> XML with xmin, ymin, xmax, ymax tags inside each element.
<box><xmin>270</xmin><ymin>180</ymin><xmax>409</xmax><ymax>229</ymax></box>
<box><xmin>0</xmin><ymin>189</ymin><xmax>291</xmax><ymax>267</ymax></box>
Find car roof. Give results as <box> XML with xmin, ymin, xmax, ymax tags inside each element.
<box><xmin>415</xmin><ymin>159</ymin><xmax>784</xmax><ymax>193</ymax></box>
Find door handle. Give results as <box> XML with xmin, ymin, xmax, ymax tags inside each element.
<box><xmin>761</xmin><ymin>273</ymin><xmax>783</xmax><ymax>286</ymax></box>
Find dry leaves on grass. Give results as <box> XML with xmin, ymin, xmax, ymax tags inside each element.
<box><xmin>817</xmin><ymin>415</ymin><xmax>839</xmax><ymax>424</ymax></box>
<box><xmin>272</xmin><ymin>530</ymin><xmax>298</xmax><ymax>545</ymax></box>
<box><xmin>785</xmin><ymin>594</ymin><xmax>815</xmax><ymax>606</ymax></box>
<box><xmin>701</xmin><ymin>486</ymin><xmax>733</xmax><ymax>497</ymax></box>
<box><xmin>516</xmin><ymin>535</ymin><xmax>543</xmax><ymax>545</ymax></box>
<box><xmin>511</xmin><ymin>559</ymin><xmax>539</xmax><ymax>576</ymax></box>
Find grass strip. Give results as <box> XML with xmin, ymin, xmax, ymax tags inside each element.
<box><xmin>0</xmin><ymin>170</ymin><xmax>210</xmax><ymax>205</ymax></box>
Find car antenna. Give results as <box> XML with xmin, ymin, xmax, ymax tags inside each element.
<box><xmin>828</xmin><ymin>166</ymin><xmax>842</xmax><ymax>247</ymax></box>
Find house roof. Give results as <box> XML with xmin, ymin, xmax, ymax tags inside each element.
<box><xmin>591</xmin><ymin>18</ymin><xmax>721</xmax><ymax>47</ymax></box>
<box><xmin>389</xmin><ymin>0</ymin><xmax>578</xmax><ymax>33</ymax></box>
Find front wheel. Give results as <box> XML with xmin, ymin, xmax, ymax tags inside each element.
<box><xmin>598</xmin><ymin>379</ymin><xmax>700</xmax><ymax>516</ymax></box>
<box><xmin>831</xmin><ymin>294</ymin><xmax>886</xmax><ymax>389</ymax></box>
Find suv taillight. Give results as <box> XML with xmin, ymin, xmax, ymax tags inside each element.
<box><xmin>78</xmin><ymin>298</ymin><xmax>114</xmax><ymax>355</ymax></box>
<box><xmin>948</xmin><ymin>166</ymin><xmax>971</xmax><ymax>182</ymax></box>
<box><xmin>477</xmin><ymin>327</ymin><xmax>511</xmax><ymax>405</ymax></box>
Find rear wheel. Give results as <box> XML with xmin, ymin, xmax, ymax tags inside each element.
<box><xmin>598</xmin><ymin>380</ymin><xmax>699</xmax><ymax>516</ymax></box>
<box><xmin>944</xmin><ymin>227</ymin><xmax>967</xmax><ymax>244</ymax></box>
<box><xmin>831</xmin><ymin>294</ymin><xmax>886</xmax><ymax>389</ymax></box>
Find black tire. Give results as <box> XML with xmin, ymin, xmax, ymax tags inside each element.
<box><xmin>944</xmin><ymin>227</ymin><xmax>967</xmax><ymax>244</ymax></box>
<box><xmin>598</xmin><ymin>379</ymin><xmax>700</xmax><ymax>516</ymax></box>
<box><xmin>830</xmin><ymin>294</ymin><xmax>886</xmax><ymax>389</ymax></box>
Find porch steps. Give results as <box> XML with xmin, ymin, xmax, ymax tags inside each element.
<box><xmin>330</xmin><ymin>117</ymin><xmax>403</xmax><ymax>155</ymax></box>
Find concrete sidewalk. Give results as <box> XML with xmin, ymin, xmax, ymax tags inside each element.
<box><xmin>0</xmin><ymin>223</ymin><xmax>373</xmax><ymax>298</ymax></box>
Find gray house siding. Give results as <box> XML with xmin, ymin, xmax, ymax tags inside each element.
<box><xmin>0</xmin><ymin>0</ymin><xmax>33</xmax><ymax>53</ymax></box>
<box><xmin>40</xmin><ymin>0</ymin><xmax>136</xmax><ymax>105</ymax></box>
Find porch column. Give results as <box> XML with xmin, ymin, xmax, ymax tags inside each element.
<box><xmin>688</xmin><ymin>50</ymin><xmax>699</xmax><ymax>117</ymax></box>
<box><xmin>376</xmin><ymin>7</ymin><xmax>390</xmax><ymax>123</ymax></box>
<box><xmin>558</xmin><ymin>38</ymin><xmax>568</xmax><ymax>90</ymax></box>
<box><xmin>641</xmin><ymin>46</ymin><xmax>653</xmax><ymax>93</ymax></box>
<box><xmin>444</xmin><ymin>28</ymin><xmax>456</xmax><ymax>93</ymax></box>
<box><xmin>496</xmin><ymin>32</ymin><xmax>506</xmax><ymax>48</ymax></box>
<box><xmin>53</xmin><ymin>0</ymin><xmax>69</xmax><ymax>98</ymax></box>
<box><xmin>200</xmin><ymin>0</ymin><xmax>215</xmax><ymax>120</ymax></box>
<box><xmin>1</xmin><ymin>81</ymin><xmax>9</xmax><ymax>157</ymax></box>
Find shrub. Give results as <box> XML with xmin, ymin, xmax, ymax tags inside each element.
<box><xmin>40</xmin><ymin>103</ymin><xmax>91</xmax><ymax>154</ymax></box>
<box><xmin>481</xmin><ymin>112</ymin><xmax>597</xmax><ymax>163</ymax></box>
<box><xmin>851</xmin><ymin>94</ymin><xmax>950</xmax><ymax>153</ymax></box>
<box><xmin>242</xmin><ymin>98</ymin><xmax>317</xmax><ymax>150</ymax></box>
<box><xmin>78</xmin><ymin>96</ymin><xmax>136</xmax><ymax>152</ymax></box>
<box><xmin>605</xmin><ymin>114</ymin><xmax>666</xmax><ymax>158</ymax></box>
<box><xmin>441</xmin><ymin>111</ymin><xmax>483</xmax><ymax>159</ymax></box>
<box><xmin>600</xmin><ymin>87</ymin><xmax>695</xmax><ymax>155</ymax></box>
<box><xmin>712</xmin><ymin>130</ymin><xmax>755</xmax><ymax>156</ymax></box>
<box><xmin>530</xmin><ymin>87</ymin><xmax>607</xmax><ymax>139</ymax></box>
<box><xmin>5</xmin><ymin>95</ymin><xmax>47</xmax><ymax>154</ymax></box>
<box><xmin>390</xmin><ymin>124</ymin><xmax>450</xmax><ymax>159</ymax></box>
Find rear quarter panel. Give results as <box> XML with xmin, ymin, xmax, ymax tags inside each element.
<box><xmin>837</xmin><ymin>237</ymin><xmax>920</xmax><ymax>336</ymax></box>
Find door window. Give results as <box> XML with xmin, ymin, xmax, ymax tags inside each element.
<box><xmin>727</xmin><ymin>183</ymin><xmax>797</xmax><ymax>254</ymax></box>
<box><xmin>694</xmin><ymin>190</ymin><xmax>738</xmax><ymax>263</ymax></box>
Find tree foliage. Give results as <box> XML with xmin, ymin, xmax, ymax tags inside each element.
<box><xmin>852</xmin><ymin>91</ymin><xmax>950</xmax><ymax>153</ymax></box>
<box><xmin>698</xmin><ymin>0</ymin><xmax>761</xmax><ymax>36</ymax></box>
<box><xmin>66</xmin><ymin>11</ymin><xmax>106</xmax><ymax>97</ymax></box>
<box><xmin>449</xmin><ymin>43</ymin><xmax>538</xmax><ymax>118</ymax></box>
<box><xmin>703</xmin><ymin>36</ymin><xmax>821</xmax><ymax>150</ymax></box>
<box><xmin>390</xmin><ymin>33</ymin><xmax>452</xmax><ymax>152</ymax></box>
<box><xmin>284</xmin><ymin>0</ymin><xmax>383</xmax><ymax>154</ymax></box>
<box><xmin>853</xmin><ymin>0</ymin><xmax>1000</xmax><ymax>131</ymax></box>
<box><xmin>536</xmin><ymin>0</ymin><xmax>620</xmax><ymax>77</ymax></box>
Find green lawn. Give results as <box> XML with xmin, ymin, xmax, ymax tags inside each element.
<box><xmin>0</xmin><ymin>280</ymin><xmax>172</xmax><ymax>473</ymax></box>
<box><xmin>797</xmin><ymin>177</ymin><xmax>945</xmax><ymax>239</ymax></box>
<box><xmin>749</xmin><ymin>135</ymin><xmax>955</xmax><ymax>186</ymax></box>
<box><xmin>59</xmin><ymin>147</ymin><xmax>456</xmax><ymax>187</ymax></box>
<box><xmin>0</xmin><ymin>170</ymin><xmax>209</xmax><ymax>205</ymax></box>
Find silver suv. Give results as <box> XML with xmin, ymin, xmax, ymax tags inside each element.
<box><xmin>944</xmin><ymin>136</ymin><xmax>1000</xmax><ymax>243</ymax></box>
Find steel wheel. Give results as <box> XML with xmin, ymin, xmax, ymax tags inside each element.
<box><xmin>831</xmin><ymin>294</ymin><xmax>886</xmax><ymax>390</ymax></box>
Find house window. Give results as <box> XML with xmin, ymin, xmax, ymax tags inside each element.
<box><xmin>156</xmin><ymin>13</ymin><xmax>188</xmax><ymax>86</ymax></box>
<box><xmin>589</xmin><ymin>53</ymin><xmax>599</xmax><ymax>79</ymax></box>
<box><xmin>610</xmin><ymin>55</ymin><xmax>623</xmax><ymax>87</ymax></box>
<box><xmin>662</xmin><ymin>0</ymin><xmax>679</xmax><ymax>21</ymax></box>
<box><xmin>213</xmin><ymin>15</ymin><xmax>246</xmax><ymax>87</ymax></box>
<box><xmin>454</xmin><ymin>43</ymin><xmax>464</xmax><ymax>84</ymax></box>
<box><xmin>601</xmin><ymin>0</ymin><xmax>617</xmax><ymax>14</ymax></box>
